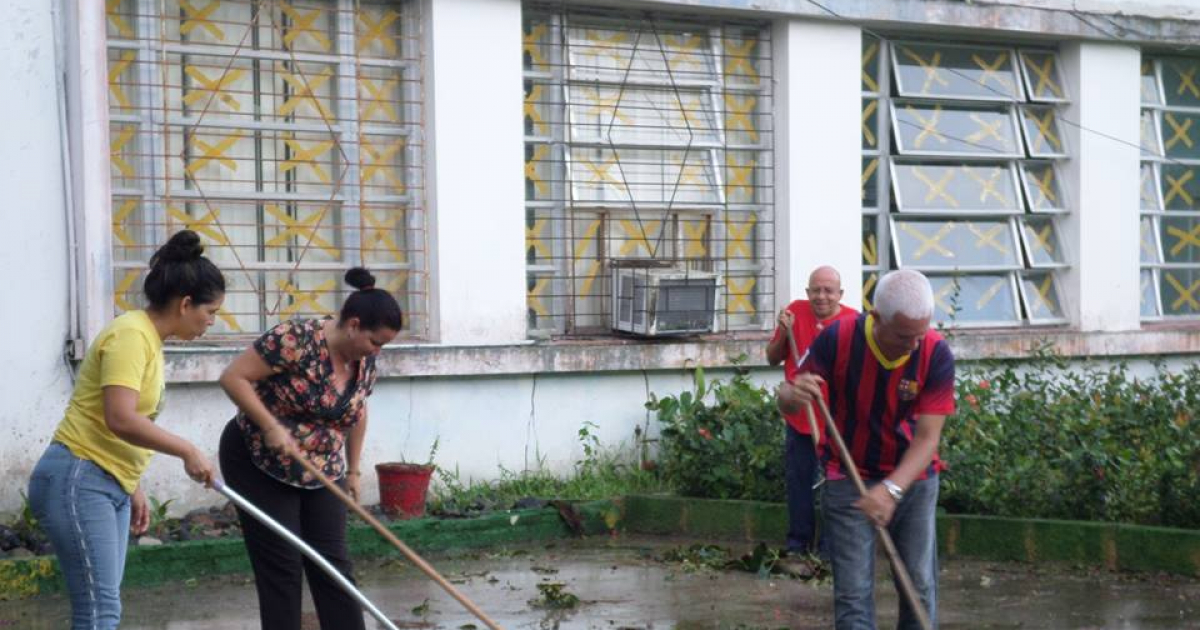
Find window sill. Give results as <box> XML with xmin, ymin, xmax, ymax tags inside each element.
<box><xmin>161</xmin><ymin>327</ymin><xmax>1200</xmax><ymax>383</ymax></box>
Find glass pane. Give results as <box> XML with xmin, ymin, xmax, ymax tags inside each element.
<box><xmin>1142</xmin><ymin>59</ymin><xmax>1161</xmax><ymax>106</ymax></box>
<box><xmin>1162</xmin><ymin>111</ymin><xmax>1200</xmax><ymax>161</ymax></box>
<box><xmin>524</xmin><ymin>16</ymin><xmax>553</xmax><ymax>73</ymax></box>
<box><xmin>1161</xmin><ymin>268</ymin><xmax>1200</xmax><ymax>316</ymax></box>
<box><xmin>526</xmin><ymin>142</ymin><xmax>555</xmax><ymax>202</ymax></box>
<box><xmin>1141</xmin><ymin>163</ymin><xmax>1162</xmax><ymax>212</ymax></box>
<box><xmin>1141</xmin><ymin>110</ymin><xmax>1162</xmax><ymax>159</ymax></box>
<box><xmin>929</xmin><ymin>274</ymin><xmax>1017</xmax><ymax>324</ymax></box>
<box><xmin>893</xmin><ymin>162</ymin><xmax>1021</xmax><ymax>213</ymax></box>
<box><xmin>893</xmin><ymin>102</ymin><xmax>1020</xmax><ymax>157</ymax></box>
<box><xmin>1162</xmin><ymin>163</ymin><xmax>1200</xmax><ymax>211</ymax></box>
<box><xmin>893</xmin><ymin>219</ymin><xmax>1020</xmax><ymax>269</ymax></box>
<box><xmin>863</xmin><ymin>98</ymin><xmax>880</xmax><ymax>150</ymax></box>
<box><xmin>606</xmin><ymin>213</ymin><xmax>672</xmax><ymax>260</ymax></box>
<box><xmin>1019</xmin><ymin>50</ymin><xmax>1068</xmax><ymax>102</ymax></box>
<box><xmin>862</xmin><ymin>157</ymin><xmax>880</xmax><ymax>207</ymax></box>
<box><xmin>1020</xmin><ymin>105</ymin><xmax>1067</xmax><ymax>158</ymax></box>
<box><xmin>567</xmin><ymin>26</ymin><xmax>716</xmax><ymax>83</ymax></box>
<box><xmin>1161</xmin><ymin>58</ymin><xmax>1200</xmax><ymax>109</ymax></box>
<box><xmin>863</xmin><ymin>271</ymin><xmax>879</xmax><ymax>311</ymax></box>
<box><xmin>893</xmin><ymin>43</ymin><xmax>1020</xmax><ymax>100</ymax></box>
<box><xmin>722</xmin><ymin>28</ymin><xmax>764</xmax><ymax>88</ymax></box>
<box><xmin>1022</xmin><ymin>217</ymin><xmax>1064</xmax><ymax>266</ymax></box>
<box><xmin>569</xmin><ymin>147</ymin><xmax>719</xmax><ymax>205</ymax></box>
<box><xmin>1141</xmin><ymin>217</ymin><xmax>1161</xmax><ymax>264</ymax></box>
<box><xmin>571</xmin><ymin>210</ymin><xmax>607</xmax><ymax>329</ymax></box>
<box><xmin>568</xmin><ymin>85</ymin><xmax>719</xmax><ymax>145</ymax></box>
<box><xmin>1021</xmin><ymin>161</ymin><xmax>1067</xmax><ymax>212</ymax></box>
<box><xmin>863</xmin><ymin>35</ymin><xmax>882</xmax><ymax>93</ymax></box>
<box><xmin>1161</xmin><ymin>215</ymin><xmax>1200</xmax><ymax>264</ymax></box>
<box><xmin>862</xmin><ymin>216</ymin><xmax>879</xmax><ymax>266</ymax></box>
<box><xmin>1020</xmin><ymin>271</ymin><xmax>1065</xmax><ymax>320</ymax></box>
<box><xmin>1141</xmin><ymin>269</ymin><xmax>1160</xmax><ymax>318</ymax></box>
<box><xmin>525</xmin><ymin>80</ymin><xmax>553</xmax><ymax>138</ymax></box>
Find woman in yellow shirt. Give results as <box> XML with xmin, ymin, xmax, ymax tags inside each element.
<box><xmin>28</xmin><ymin>230</ymin><xmax>225</xmax><ymax>630</ymax></box>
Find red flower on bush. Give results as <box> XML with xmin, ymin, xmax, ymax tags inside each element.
<box><xmin>965</xmin><ymin>394</ymin><xmax>979</xmax><ymax>409</ymax></box>
<box><xmin>978</xmin><ymin>380</ymin><xmax>991</xmax><ymax>390</ymax></box>
<box><xmin>698</xmin><ymin>427</ymin><xmax>713</xmax><ymax>440</ymax></box>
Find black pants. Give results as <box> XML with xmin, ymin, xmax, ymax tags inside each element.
<box><xmin>219</xmin><ymin>421</ymin><xmax>366</xmax><ymax>630</ymax></box>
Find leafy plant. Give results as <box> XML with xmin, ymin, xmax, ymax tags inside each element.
<box><xmin>403</xmin><ymin>437</ymin><xmax>440</xmax><ymax>468</ymax></box>
<box><xmin>528</xmin><ymin>582</ymin><xmax>580</xmax><ymax>609</ymax></box>
<box><xmin>942</xmin><ymin>356</ymin><xmax>1200</xmax><ymax>528</ymax></box>
<box><xmin>647</xmin><ymin>364</ymin><xmax>785</xmax><ymax>501</ymax></box>
<box><xmin>146</xmin><ymin>496</ymin><xmax>179</xmax><ymax>539</ymax></box>
<box><xmin>428</xmin><ymin>424</ymin><xmax>666</xmax><ymax>516</ymax></box>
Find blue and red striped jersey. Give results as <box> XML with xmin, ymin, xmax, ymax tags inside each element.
<box><xmin>800</xmin><ymin>313</ymin><xmax>955</xmax><ymax>481</ymax></box>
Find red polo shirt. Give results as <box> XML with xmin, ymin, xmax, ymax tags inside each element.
<box><xmin>770</xmin><ymin>299</ymin><xmax>858</xmax><ymax>439</ymax></box>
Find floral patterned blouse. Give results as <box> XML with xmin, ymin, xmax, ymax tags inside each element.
<box><xmin>234</xmin><ymin>318</ymin><xmax>377</xmax><ymax>488</ymax></box>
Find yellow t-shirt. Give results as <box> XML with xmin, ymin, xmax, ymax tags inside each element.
<box><xmin>54</xmin><ymin>310</ymin><xmax>163</xmax><ymax>494</ymax></box>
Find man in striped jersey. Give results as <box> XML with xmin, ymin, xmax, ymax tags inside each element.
<box><xmin>778</xmin><ymin>269</ymin><xmax>954</xmax><ymax>630</ymax></box>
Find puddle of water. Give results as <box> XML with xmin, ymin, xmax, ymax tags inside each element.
<box><xmin>1</xmin><ymin>535</ymin><xmax>1198</xmax><ymax>629</ymax></box>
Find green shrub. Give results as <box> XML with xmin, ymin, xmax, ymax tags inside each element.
<box><xmin>943</xmin><ymin>357</ymin><xmax>1200</xmax><ymax>528</ymax></box>
<box><xmin>647</xmin><ymin>365</ymin><xmax>785</xmax><ymax>502</ymax></box>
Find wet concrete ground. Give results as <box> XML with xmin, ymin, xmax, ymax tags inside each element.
<box><xmin>2</xmin><ymin>535</ymin><xmax>1199</xmax><ymax>629</ymax></box>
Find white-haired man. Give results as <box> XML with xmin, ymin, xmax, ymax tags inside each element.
<box><xmin>766</xmin><ymin>265</ymin><xmax>857</xmax><ymax>573</ymax></box>
<box><xmin>778</xmin><ymin>269</ymin><xmax>954</xmax><ymax>630</ymax></box>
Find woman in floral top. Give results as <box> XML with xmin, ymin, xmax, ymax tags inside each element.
<box><xmin>218</xmin><ymin>268</ymin><xmax>401</xmax><ymax>630</ymax></box>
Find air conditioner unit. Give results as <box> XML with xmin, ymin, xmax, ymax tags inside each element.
<box><xmin>611</xmin><ymin>267</ymin><xmax>720</xmax><ymax>336</ymax></box>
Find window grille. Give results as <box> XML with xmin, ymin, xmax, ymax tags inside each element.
<box><xmin>1140</xmin><ymin>55</ymin><xmax>1200</xmax><ymax>319</ymax></box>
<box><xmin>106</xmin><ymin>0</ymin><xmax>427</xmax><ymax>338</ymax></box>
<box><xmin>863</xmin><ymin>37</ymin><xmax>1071</xmax><ymax>326</ymax></box>
<box><xmin>523</xmin><ymin>4</ymin><xmax>775</xmax><ymax>336</ymax></box>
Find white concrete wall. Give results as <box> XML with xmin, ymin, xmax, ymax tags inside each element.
<box><xmin>0</xmin><ymin>0</ymin><xmax>76</xmax><ymax>511</ymax></box>
<box><xmin>773</xmin><ymin>19</ymin><xmax>864</xmax><ymax>309</ymax></box>
<box><xmin>423</xmin><ymin>0</ymin><xmax>528</xmax><ymax>346</ymax></box>
<box><xmin>132</xmin><ymin>367</ymin><xmax>775</xmax><ymax>512</ymax></box>
<box><xmin>1060</xmin><ymin>42</ymin><xmax>1142</xmax><ymax>331</ymax></box>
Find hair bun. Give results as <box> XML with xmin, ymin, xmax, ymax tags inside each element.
<box><xmin>152</xmin><ymin>230</ymin><xmax>205</xmax><ymax>265</ymax></box>
<box><xmin>345</xmin><ymin>267</ymin><xmax>376</xmax><ymax>291</ymax></box>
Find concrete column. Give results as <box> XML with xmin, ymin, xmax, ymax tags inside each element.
<box><xmin>423</xmin><ymin>0</ymin><xmax>528</xmax><ymax>345</ymax></box>
<box><xmin>772</xmin><ymin>19</ymin><xmax>863</xmax><ymax>310</ymax></box>
<box><xmin>1059</xmin><ymin>42</ymin><xmax>1141</xmax><ymax>331</ymax></box>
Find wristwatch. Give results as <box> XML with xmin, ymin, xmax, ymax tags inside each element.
<box><xmin>882</xmin><ymin>479</ymin><xmax>905</xmax><ymax>502</ymax></box>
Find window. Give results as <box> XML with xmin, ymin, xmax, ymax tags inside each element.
<box><xmin>106</xmin><ymin>0</ymin><xmax>427</xmax><ymax>338</ymax></box>
<box><xmin>1140</xmin><ymin>55</ymin><xmax>1200</xmax><ymax>319</ymax></box>
<box><xmin>863</xmin><ymin>37</ymin><xmax>1070</xmax><ymax>325</ymax></box>
<box><xmin>523</xmin><ymin>4</ymin><xmax>774</xmax><ymax>336</ymax></box>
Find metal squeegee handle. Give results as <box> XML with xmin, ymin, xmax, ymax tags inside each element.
<box><xmin>212</xmin><ymin>479</ymin><xmax>400</xmax><ymax>630</ymax></box>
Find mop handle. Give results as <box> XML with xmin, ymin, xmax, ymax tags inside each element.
<box><xmin>292</xmin><ymin>456</ymin><xmax>505</xmax><ymax>630</ymax></box>
<box><xmin>212</xmin><ymin>480</ymin><xmax>400</xmax><ymax>630</ymax></box>
<box><xmin>812</xmin><ymin>398</ymin><xmax>933</xmax><ymax>630</ymax></box>
<box><xmin>782</xmin><ymin>323</ymin><xmax>823</xmax><ymax>454</ymax></box>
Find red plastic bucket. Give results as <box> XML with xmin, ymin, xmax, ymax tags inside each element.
<box><xmin>375</xmin><ymin>463</ymin><xmax>434</xmax><ymax>519</ymax></box>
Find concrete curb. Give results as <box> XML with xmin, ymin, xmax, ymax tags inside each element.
<box><xmin>620</xmin><ymin>495</ymin><xmax>1200</xmax><ymax>577</ymax></box>
<box><xmin>4</xmin><ymin>495</ymin><xmax>1198</xmax><ymax>600</ymax></box>
<box><xmin>0</xmin><ymin>500</ymin><xmax>621</xmax><ymax>601</ymax></box>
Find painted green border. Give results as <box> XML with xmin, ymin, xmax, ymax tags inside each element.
<box><xmin>3</xmin><ymin>495</ymin><xmax>1198</xmax><ymax>600</ymax></box>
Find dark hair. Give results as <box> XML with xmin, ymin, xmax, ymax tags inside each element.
<box><xmin>340</xmin><ymin>267</ymin><xmax>403</xmax><ymax>331</ymax></box>
<box><xmin>144</xmin><ymin>230</ymin><xmax>226</xmax><ymax>310</ymax></box>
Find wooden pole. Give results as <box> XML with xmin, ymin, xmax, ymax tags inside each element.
<box><xmin>292</xmin><ymin>455</ymin><xmax>505</xmax><ymax>630</ymax></box>
<box><xmin>812</xmin><ymin>397</ymin><xmax>933</xmax><ymax>630</ymax></box>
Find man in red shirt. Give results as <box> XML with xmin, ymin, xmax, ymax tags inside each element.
<box><xmin>766</xmin><ymin>265</ymin><xmax>857</xmax><ymax>571</ymax></box>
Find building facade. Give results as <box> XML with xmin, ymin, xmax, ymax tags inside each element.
<box><xmin>2</xmin><ymin>0</ymin><xmax>1199</xmax><ymax>511</ymax></box>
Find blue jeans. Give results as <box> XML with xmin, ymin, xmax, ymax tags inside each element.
<box><xmin>28</xmin><ymin>442</ymin><xmax>132</xmax><ymax>630</ymax></box>
<box><xmin>784</xmin><ymin>424</ymin><xmax>825</xmax><ymax>556</ymax></box>
<box><xmin>823</xmin><ymin>476</ymin><xmax>939</xmax><ymax>630</ymax></box>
